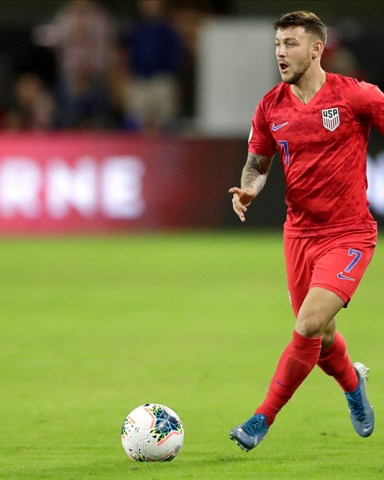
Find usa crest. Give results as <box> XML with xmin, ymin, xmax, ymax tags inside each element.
<box><xmin>322</xmin><ymin>107</ymin><xmax>340</xmax><ymax>131</ymax></box>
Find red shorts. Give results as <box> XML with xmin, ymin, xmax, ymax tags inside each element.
<box><xmin>284</xmin><ymin>229</ymin><xmax>377</xmax><ymax>317</ymax></box>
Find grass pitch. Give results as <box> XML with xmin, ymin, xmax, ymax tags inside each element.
<box><xmin>1</xmin><ymin>231</ymin><xmax>383</xmax><ymax>479</ymax></box>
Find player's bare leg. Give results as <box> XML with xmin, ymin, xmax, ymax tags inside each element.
<box><xmin>289</xmin><ymin>288</ymin><xmax>373</xmax><ymax>436</ymax></box>
<box><xmin>230</xmin><ymin>287</ymin><xmax>373</xmax><ymax>451</ymax></box>
<box><xmin>294</xmin><ymin>287</ymin><xmax>344</xmax><ymax>338</ymax></box>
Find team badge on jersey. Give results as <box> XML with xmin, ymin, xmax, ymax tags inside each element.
<box><xmin>322</xmin><ymin>107</ymin><xmax>340</xmax><ymax>131</ymax></box>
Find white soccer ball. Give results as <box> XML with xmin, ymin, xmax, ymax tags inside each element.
<box><xmin>121</xmin><ymin>403</ymin><xmax>184</xmax><ymax>462</ymax></box>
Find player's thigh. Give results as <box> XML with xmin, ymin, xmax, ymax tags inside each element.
<box><xmin>284</xmin><ymin>235</ymin><xmax>313</xmax><ymax>317</ymax></box>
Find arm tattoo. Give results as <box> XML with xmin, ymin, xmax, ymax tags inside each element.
<box><xmin>241</xmin><ymin>152</ymin><xmax>273</xmax><ymax>194</ymax></box>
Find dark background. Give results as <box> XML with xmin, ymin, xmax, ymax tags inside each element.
<box><xmin>0</xmin><ymin>0</ymin><xmax>381</xmax><ymax>233</ymax></box>
<box><xmin>0</xmin><ymin>0</ymin><xmax>383</xmax><ymax>108</ymax></box>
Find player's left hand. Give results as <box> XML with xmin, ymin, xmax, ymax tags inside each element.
<box><xmin>229</xmin><ymin>186</ymin><xmax>257</xmax><ymax>222</ymax></box>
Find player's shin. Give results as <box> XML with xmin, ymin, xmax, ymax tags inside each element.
<box><xmin>255</xmin><ymin>330</ymin><xmax>322</xmax><ymax>426</ymax></box>
<box><xmin>317</xmin><ymin>331</ymin><xmax>359</xmax><ymax>392</ymax></box>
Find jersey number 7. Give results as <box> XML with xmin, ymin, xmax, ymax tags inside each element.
<box><xmin>278</xmin><ymin>140</ymin><xmax>290</xmax><ymax>166</ymax></box>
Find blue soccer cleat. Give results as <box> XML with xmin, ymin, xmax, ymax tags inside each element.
<box><xmin>345</xmin><ymin>362</ymin><xmax>374</xmax><ymax>437</ymax></box>
<box><xmin>229</xmin><ymin>414</ymin><xmax>269</xmax><ymax>451</ymax></box>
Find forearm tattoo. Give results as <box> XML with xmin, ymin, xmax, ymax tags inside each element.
<box><xmin>241</xmin><ymin>153</ymin><xmax>273</xmax><ymax>194</ymax></box>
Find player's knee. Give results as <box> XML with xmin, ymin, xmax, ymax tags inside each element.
<box><xmin>321</xmin><ymin>319</ymin><xmax>336</xmax><ymax>349</ymax></box>
<box><xmin>321</xmin><ymin>330</ymin><xmax>335</xmax><ymax>349</ymax></box>
<box><xmin>295</xmin><ymin>310</ymin><xmax>326</xmax><ymax>338</ymax></box>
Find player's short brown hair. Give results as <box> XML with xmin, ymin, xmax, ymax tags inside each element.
<box><xmin>273</xmin><ymin>11</ymin><xmax>327</xmax><ymax>45</ymax></box>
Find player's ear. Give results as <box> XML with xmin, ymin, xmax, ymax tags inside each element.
<box><xmin>311</xmin><ymin>40</ymin><xmax>324</xmax><ymax>59</ymax></box>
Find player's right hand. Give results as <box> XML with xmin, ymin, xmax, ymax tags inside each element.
<box><xmin>228</xmin><ymin>187</ymin><xmax>257</xmax><ymax>222</ymax></box>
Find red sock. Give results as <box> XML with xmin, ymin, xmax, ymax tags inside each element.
<box><xmin>255</xmin><ymin>330</ymin><xmax>322</xmax><ymax>427</ymax></box>
<box><xmin>317</xmin><ymin>331</ymin><xmax>358</xmax><ymax>392</ymax></box>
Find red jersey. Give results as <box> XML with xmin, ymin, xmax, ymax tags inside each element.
<box><xmin>248</xmin><ymin>72</ymin><xmax>384</xmax><ymax>237</ymax></box>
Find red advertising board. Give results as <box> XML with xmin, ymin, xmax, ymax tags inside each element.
<box><xmin>0</xmin><ymin>132</ymin><xmax>245</xmax><ymax>234</ymax></box>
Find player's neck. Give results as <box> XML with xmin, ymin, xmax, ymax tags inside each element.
<box><xmin>290</xmin><ymin>68</ymin><xmax>327</xmax><ymax>105</ymax></box>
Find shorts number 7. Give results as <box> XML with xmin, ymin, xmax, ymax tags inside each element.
<box><xmin>344</xmin><ymin>248</ymin><xmax>362</xmax><ymax>273</ymax></box>
<box><xmin>337</xmin><ymin>249</ymin><xmax>361</xmax><ymax>281</ymax></box>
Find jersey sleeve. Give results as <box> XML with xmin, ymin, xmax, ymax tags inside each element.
<box><xmin>353</xmin><ymin>81</ymin><xmax>384</xmax><ymax>134</ymax></box>
<box><xmin>248</xmin><ymin>99</ymin><xmax>276</xmax><ymax>157</ymax></box>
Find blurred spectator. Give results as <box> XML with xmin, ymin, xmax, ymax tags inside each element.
<box><xmin>3</xmin><ymin>73</ymin><xmax>55</xmax><ymax>130</ymax></box>
<box><xmin>171</xmin><ymin>1</ymin><xmax>214</xmax><ymax>125</ymax></box>
<box><xmin>49</xmin><ymin>0</ymin><xmax>117</xmax><ymax>129</ymax></box>
<box><xmin>165</xmin><ymin>0</ymin><xmax>232</xmax><ymax>130</ymax></box>
<box><xmin>120</xmin><ymin>0</ymin><xmax>183</xmax><ymax>133</ymax></box>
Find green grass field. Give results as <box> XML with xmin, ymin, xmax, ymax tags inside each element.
<box><xmin>1</xmin><ymin>232</ymin><xmax>383</xmax><ymax>479</ymax></box>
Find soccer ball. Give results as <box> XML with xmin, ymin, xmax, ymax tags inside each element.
<box><xmin>121</xmin><ymin>403</ymin><xmax>184</xmax><ymax>462</ymax></box>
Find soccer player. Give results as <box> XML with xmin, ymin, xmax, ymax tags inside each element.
<box><xmin>228</xmin><ymin>11</ymin><xmax>384</xmax><ymax>451</ymax></box>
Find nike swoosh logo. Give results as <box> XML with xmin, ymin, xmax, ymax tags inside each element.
<box><xmin>337</xmin><ymin>272</ymin><xmax>355</xmax><ymax>281</ymax></box>
<box><xmin>272</xmin><ymin>122</ymin><xmax>289</xmax><ymax>131</ymax></box>
<box><xmin>363</xmin><ymin>426</ymin><xmax>373</xmax><ymax>433</ymax></box>
<box><xmin>276</xmin><ymin>380</ymin><xmax>290</xmax><ymax>387</ymax></box>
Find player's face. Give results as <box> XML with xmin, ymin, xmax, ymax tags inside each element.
<box><xmin>275</xmin><ymin>27</ymin><xmax>314</xmax><ymax>84</ymax></box>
